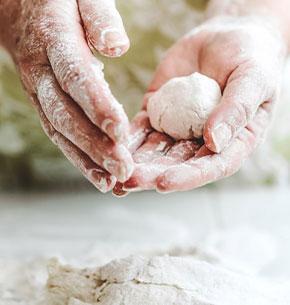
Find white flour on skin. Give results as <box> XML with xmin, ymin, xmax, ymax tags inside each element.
<box><xmin>36</xmin><ymin>103</ymin><xmax>115</xmax><ymax>193</ymax></box>
<box><xmin>36</xmin><ymin>72</ymin><xmax>112</xmax><ymax>173</ymax></box>
<box><xmin>98</xmin><ymin>28</ymin><xmax>127</xmax><ymax>57</ymax></box>
<box><xmin>8</xmin><ymin>0</ymin><xmax>132</xmax><ymax>186</ymax></box>
<box><xmin>147</xmin><ymin>72</ymin><xmax>222</xmax><ymax>140</ymax></box>
<box><xmin>35</xmin><ymin>64</ymin><xmax>134</xmax><ymax>183</ymax></box>
<box><xmin>79</xmin><ymin>0</ymin><xmax>129</xmax><ymax>57</ymax></box>
<box><xmin>46</xmin><ymin>26</ymin><xmax>129</xmax><ymax>143</ymax></box>
<box><xmin>47</xmin><ymin>256</ymin><xmax>290</xmax><ymax>305</ymax></box>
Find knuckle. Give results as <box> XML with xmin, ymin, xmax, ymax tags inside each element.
<box><xmin>61</xmin><ymin>66</ymin><xmax>83</xmax><ymax>91</ymax></box>
<box><xmin>231</xmin><ymin>100</ymin><xmax>252</xmax><ymax>126</ymax></box>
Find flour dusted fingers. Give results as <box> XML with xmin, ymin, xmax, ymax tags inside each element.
<box><xmin>78</xmin><ymin>0</ymin><xmax>130</xmax><ymax>57</ymax></box>
<box><xmin>157</xmin><ymin>105</ymin><xmax>271</xmax><ymax>193</ymax></box>
<box><xmin>31</xmin><ymin>95</ymin><xmax>116</xmax><ymax>192</ymax></box>
<box><xmin>30</xmin><ymin>65</ymin><xmax>133</xmax><ymax>182</ymax></box>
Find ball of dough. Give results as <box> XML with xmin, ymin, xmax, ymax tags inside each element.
<box><xmin>147</xmin><ymin>72</ymin><xmax>222</xmax><ymax>140</ymax></box>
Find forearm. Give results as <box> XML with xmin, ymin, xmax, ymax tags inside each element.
<box><xmin>206</xmin><ymin>0</ymin><xmax>290</xmax><ymax>51</ymax></box>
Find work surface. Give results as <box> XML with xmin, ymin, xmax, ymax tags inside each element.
<box><xmin>1</xmin><ymin>187</ymin><xmax>290</xmax><ymax>281</ymax></box>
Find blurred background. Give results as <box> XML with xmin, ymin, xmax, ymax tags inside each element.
<box><xmin>1</xmin><ymin>1</ymin><xmax>290</xmax><ymax>303</ymax></box>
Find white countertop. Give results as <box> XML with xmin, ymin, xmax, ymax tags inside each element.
<box><xmin>1</xmin><ymin>187</ymin><xmax>290</xmax><ymax>280</ymax></box>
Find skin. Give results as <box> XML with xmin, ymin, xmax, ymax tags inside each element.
<box><xmin>114</xmin><ymin>1</ymin><xmax>290</xmax><ymax>195</ymax></box>
<box><xmin>1</xmin><ymin>0</ymin><xmax>290</xmax><ymax>195</ymax></box>
<box><xmin>0</xmin><ymin>0</ymin><xmax>134</xmax><ymax>192</ymax></box>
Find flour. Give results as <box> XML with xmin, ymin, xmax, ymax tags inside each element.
<box><xmin>47</xmin><ymin>256</ymin><xmax>290</xmax><ymax>305</ymax></box>
<box><xmin>0</xmin><ymin>228</ymin><xmax>286</xmax><ymax>305</ymax></box>
<box><xmin>147</xmin><ymin>72</ymin><xmax>221</xmax><ymax>140</ymax></box>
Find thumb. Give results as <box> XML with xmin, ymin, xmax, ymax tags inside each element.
<box><xmin>204</xmin><ymin>65</ymin><xmax>274</xmax><ymax>153</ymax></box>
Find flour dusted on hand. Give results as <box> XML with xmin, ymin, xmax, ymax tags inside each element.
<box><xmin>147</xmin><ymin>72</ymin><xmax>221</xmax><ymax>140</ymax></box>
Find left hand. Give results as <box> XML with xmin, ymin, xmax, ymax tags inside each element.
<box><xmin>114</xmin><ymin>16</ymin><xmax>286</xmax><ymax>195</ymax></box>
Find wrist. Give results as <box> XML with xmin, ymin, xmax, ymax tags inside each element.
<box><xmin>206</xmin><ymin>0</ymin><xmax>290</xmax><ymax>52</ymax></box>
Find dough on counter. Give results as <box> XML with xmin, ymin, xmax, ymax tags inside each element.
<box><xmin>147</xmin><ymin>72</ymin><xmax>221</xmax><ymax>140</ymax></box>
<box><xmin>47</xmin><ymin>256</ymin><xmax>289</xmax><ymax>305</ymax></box>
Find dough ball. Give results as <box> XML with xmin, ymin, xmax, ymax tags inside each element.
<box><xmin>147</xmin><ymin>72</ymin><xmax>221</xmax><ymax>140</ymax></box>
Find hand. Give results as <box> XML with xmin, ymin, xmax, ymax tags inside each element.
<box><xmin>114</xmin><ymin>16</ymin><xmax>287</xmax><ymax>195</ymax></box>
<box><xmin>0</xmin><ymin>0</ymin><xmax>134</xmax><ymax>192</ymax></box>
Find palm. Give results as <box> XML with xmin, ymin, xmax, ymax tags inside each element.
<box><xmin>114</xmin><ymin>17</ymin><xmax>285</xmax><ymax>195</ymax></box>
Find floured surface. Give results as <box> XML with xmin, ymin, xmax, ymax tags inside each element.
<box><xmin>0</xmin><ymin>228</ymin><xmax>283</xmax><ymax>305</ymax></box>
<box><xmin>2</xmin><ymin>189</ymin><xmax>290</xmax><ymax>304</ymax></box>
<box><xmin>47</xmin><ymin>256</ymin><xmax>290</xmax><ymax>305</ymax></box>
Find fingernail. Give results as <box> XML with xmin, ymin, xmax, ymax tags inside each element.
<box><xmin>102</xmin><ymin>29</ymin><xmax>128</xmax><ymax>49</ymax></box>
<box><xmin>103</xmin><ymin>158</ymin><xmax>133</xmax><ymax>183</ymax></box>
<box><xmin>211</xmin><ymin>123</ymin><xmax>232</xmax><ymax>153</ymax></box>
<box><xmin>88</xmin><ymin>169</ymin><xmax>116</xmax><ymax>193</ymax></box>
<box><xmin>114</xmin><ymin>124</ymin><xmax>123</xmax><ymax>142</ymax></box>
<box><xmin>98</xmin><ymin>28</ymin><xmax>129</xmax><ymax>57</ymax></box>
<box><xmin>115</xmin><ymin>145</ymin><xmax>135</xmax><ymax>182</ymax></box>
<box><xmin>118</xmin><ymin>161</ymin><xmax>134</xmax><ymax>183</ymax></box>
<box><xmin>97</xmin><ymin>177</ymin><xmax>110</xmax><ymax>193</ymax></box>
<box><xmin>113</xmin><ymin>190</ymin><xmax>129</xmax><ymax>198</ymax></box>
<box><xmin>156</xmin><ymin>177</ymin><xmax>169</xmax><ymax>194</ymax></box>
<box><xmin>113</xmin><ymin>182</ymin><xmax>128</xmax><ymax>197</ymax></box>
<box><xmin>103</xmin><ymin>159</ymin><xmax>118</xmax><ymax>176</ymax></box>
<box><xmin>107</xmin><ymin>175</ymin><xmax>117</xmax><ymax>191</ymax></box>
<box><xmin>101</xmin><ymin>119</ymin><xmax>126</xmax><ymax>142</ymax></box>
<box><xmin>101</xmin><ymin>119</ymin><xmax>114</xmax><ymax>134</ymax></box>
<box><xmin>123</xmin><ymin>177</ymin><xmax>140</xmax><ymax>191</ymax></box>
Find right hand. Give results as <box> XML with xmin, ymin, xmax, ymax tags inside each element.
<box><xmin>0</xmin><ymin>0</ymin><xmax>134</xmax><ymax>192</ymax></box>
<box><xmin>114</xmin><ymin>15</ymin><xmax>286</xmax><ymax>195</ymax></box>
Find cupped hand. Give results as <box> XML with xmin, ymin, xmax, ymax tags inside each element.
<box><xmin>0</xmin><ymin>0</ymin><xmax>133</xmax><ymax>192</ymax></box>
<box><xmin>114</xmin><ymin>16</ymin><xmax>287</xmax><ymax>195</ymax></box>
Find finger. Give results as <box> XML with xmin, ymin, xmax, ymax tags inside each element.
<box><xmin>31</xmin><ymin>96</ymin><xmax>116</xmax><ymax>193</ymax></box>
<box><xmin>194</xmin><ymin>145</ymin><xmax>214</xmax><ymax>158</ymax></box>
<box><xmin>133</xmin><ymin>132</ymin><xmax>174</xmax><ymax>163</ymax></box>
<box><xmin>123</xmin><ymin>158</ymin><xmax>176</xmax><ymax>192</ymax></box>
<box><xmin>157</xmin><ymin>105</ymin><xmax>271</xmax><ymax>193</ymax></box>
<box><xmin>166</xmin><ymin>140</ymin><xmax>202</xmax><ymax>161</ymax></box>
<box><xmin>114</xmin><ymin>139</ymin><xmax>200</xmax><ymax>194</ymax></box>
<box><xmin>204</xmin><ymin>64</ymin><xmax>276</xmax><ymax>153</ymax></box>
<box><xmin>78</xmin><ymin>0</ymin><xmax>130</xmax><ymax>57</ymax></box>
<box><xmin>122</xmin><ymin>132</ymin><xmax>174</xmax><ymax>191</ymax></box>
<box><xmin>31</xmin><ymin>65</ymin><xmax>133</xmax><ymax>182</ymax></box>
<box><xmin>113</xmin><ymin>182</ymin><xmax>129</xmax><ymax>197</ymax></box>
<box><xmin>122</xmin><ymin>137</ymin><xmax>200</xmax><ymax>191</ymax></box>
<box><xmin>128</xmin><ymin>111</ymin><xmax>152</xmax><ymax>153</ymax></box>
<box><xmin>112</xmin><ymin>111</ymin><xmax>152</xmax><ymax>196</ymax></box>
<box><xmin>45</xmin><ymin>13</ymin><xmax>129</xmax><ymax>143</ymax></box>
